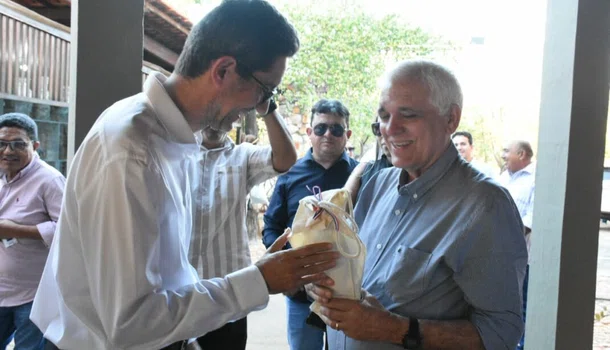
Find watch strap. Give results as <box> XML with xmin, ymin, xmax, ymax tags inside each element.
<box><xmin>402</xmin><ymin>318</ymin><xmax>422</xmax><ymax>349</ymax></box>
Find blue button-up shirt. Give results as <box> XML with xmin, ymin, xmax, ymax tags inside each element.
<box><xmin>262</xmin><ymin>149</ymin><xmax>358</xmax><ymax>248</ymax></box>
<box><xmin>327</xmin><ymin>145</ymin><xmax>527</xmax><ymax>350</ymax></box>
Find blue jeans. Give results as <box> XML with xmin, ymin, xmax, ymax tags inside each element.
<box><xmin>517</xmin><ymin>265</ymin><xmax>529</xmax><ymax>350</ymax></box>
<box><xmin>286</xmin><ymin>298</ymin><xmax>324</xmax><ymax>350</ymax></box>
<box><xmin>0</xmin><ymin>302</ymin><xmax>45</xmax><ymax>350</ymax></box>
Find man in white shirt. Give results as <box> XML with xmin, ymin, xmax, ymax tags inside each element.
<box><xmin>190</xmin><ymin>104</ymin><xmax>296</xmax><ymax>349</ymax></box>
<box><xmin>452</xmin><ymin>131</ymin><xmax>498</xmax><ymax>179</ymax></box>
<box><xmin>499</xmin><ymin>140</ymin><xmax>536</xmax><ymax>350</ymax></box>
<box><xmin>31</xmin><ymin>1</ymin><xmax>338</xmax><ymax>349</ymax></box>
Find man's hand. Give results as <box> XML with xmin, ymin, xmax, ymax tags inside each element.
<box><xmin>304</xmin><ymin>281</ymin><xmax>335</xmax><ymax>304</ymax></box>
<box><xmin>318</xmin><ymin>292</ymin><xmax>407</xmax><ymax>343</ymax></box>
<box><xmin>255</xmin><ymin>229</ymin><xmax>339</xmax><ymax>294</ymax></box>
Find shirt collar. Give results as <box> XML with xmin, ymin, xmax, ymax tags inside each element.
<box><xmin>143</xmin><ymin>72</ymin><xmax>197</xmax><ymax>145</ymax></box>
<box><xmin>510</xmin><ymin>162</ymin><xmax>535</xmax><ymax>177</ymax></box>
<box><xmin>200</xmin><ymin>136</ymin><xmax>235</xmax><ymax>152</ymax></box>
<box><xmin>2</xmin><ymin>153</ymin><xmax>41</xmax><ymax>184</ymax></box>
<box><xmin>304</xmin><ymin>148</ymin><xmax>350</xmax><ymax>165</ymax></box>
<box><xmin>398</xmin><ymin>143</ymin><xmax>459</xmax><ymax>199</ymax></box>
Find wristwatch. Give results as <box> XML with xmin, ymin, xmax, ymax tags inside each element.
<box><xmin>259</xmin><ymin>98</ymin><xmax>277</xmax><ymax>117</ymax></box>
<box><xmin>402</xmin><ymin>318</ymin><xmax>422</xmax><ymax>349</ymax></box>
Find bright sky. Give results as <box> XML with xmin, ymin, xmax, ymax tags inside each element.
<box><xmin>170</xmin><ymin>0</ymin><xmax>549</xmax><ymax>144</ymax></box>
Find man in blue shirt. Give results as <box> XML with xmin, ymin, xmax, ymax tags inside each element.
<box><xmin>263</xmin><ymin>98</ymin><xmax>358</xmax><ymax>350</ymax></box>
<box><xmin>308</xmin><ymin>60</ymin><xmax>527</xmax><ymax>350</ymax></box>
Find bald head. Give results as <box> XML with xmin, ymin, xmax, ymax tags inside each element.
<box><xmin>502</xmin><ymin>140</ymin><xmax>533</xmax><ymax>173</ymax></box>
<box><xmin>381</xmin><ymin>59</ymin><xmax>463</xmax><ymax>116</ymax></box>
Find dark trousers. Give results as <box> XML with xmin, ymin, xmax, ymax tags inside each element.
<box><xmin>196</xmin><ymin>317</ymin><xmax>247</xmax><ymax>350</ymax></box>
<box><xmin>517</xmin><ymin>264</ymin><xmax>529</xmax><ymax>350</ymax></box>
<box><xmin>45</xmin><ymin>339</ymin><xmax>189</xmax><ymax>349</ymax></box>
<box><xmin>42</xmin><ymin>318</ymin><xmax>247</xmax><ymax>350</ymax></box>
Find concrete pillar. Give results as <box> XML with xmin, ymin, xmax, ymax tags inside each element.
<box><xmin>526</xmin><ymin>0</ymin><xmax>609</xmax><ymax>349</ymax></box>
<box><xmin>67</xmin><ymin>0</ymin><xmax>144</xmax><ymax>166</ymax></box>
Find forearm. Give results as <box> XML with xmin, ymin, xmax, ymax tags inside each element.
<box><xmin>0</xmin><ymin>221</ymin><xmax>42</xmax><ymax>240</ymax></box>
<box><xmin>419</xmin><ymin>319</ymin><xmax>485</xmax><ymax>350</ymax></box>
<box><xmin>344</xmin><ymin>162</ymin><xmax>367</xmax><ymax>203</ymax></box>
<box><xmin>382</xmin><ymin>315</ymin><xmax>484</xmax><ymax>350</ymax></box>
<box><xmin>264</xmin><ymin>111</ymin><xmax>297</xmax><ymax>172</ymax></box>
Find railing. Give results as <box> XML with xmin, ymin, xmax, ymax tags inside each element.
<box><xmin>0</xmin><ymin>0</ymin><xmax>171</xmax><ymax>107</ymax></box>
<box><xmin>0</xmin><ymin>0</ymin><xmax>70</xmax><ymax>106</ymax></box>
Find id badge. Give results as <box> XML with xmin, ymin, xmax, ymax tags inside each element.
<box><xmin>2</xmin><ymin>238</ymin><xmax>17</xmax><ymax>248</ymax></box>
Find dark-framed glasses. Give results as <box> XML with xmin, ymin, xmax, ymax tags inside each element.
<box><xmin>0</xmin><ymin>140</ymin><xmax>29</xmax><ymax>151</ymax></box>
<box><xmin>371</xmin><ymin>122</ymin><xmax>381</xmax><ymax>136</ymax></box>
<box><xmin>313</xmin><ymin>123</ymin><xmax>346</xmax><ymax>137</ymax></box>
<box><xmin>249</xmin><ymin>73</ymin><xmax>279</xmax><ymax>103</ymax></box>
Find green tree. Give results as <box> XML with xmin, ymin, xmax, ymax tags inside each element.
<box><xmin>275</xmin><ymin>5</ymin><xmax>451</xmax><ymax>156</ymax></box>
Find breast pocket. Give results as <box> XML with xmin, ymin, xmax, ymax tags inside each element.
<box><xmin>385</xmin><ymin>246</ymin><xmax>432</xmax><ymax>303</ymax></box>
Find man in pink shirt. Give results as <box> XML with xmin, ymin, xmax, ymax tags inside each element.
<box><xmin>0</xmin><ymin>113</ymin><xmax>65</xmax><ymax>350</ymax></box>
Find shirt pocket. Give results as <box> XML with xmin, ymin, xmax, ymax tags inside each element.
<box><xmin>385</xmin><ymin>246</ymin><xmax>433</xmax><ymax>303</ymax></box>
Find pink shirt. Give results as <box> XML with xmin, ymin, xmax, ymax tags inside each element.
<box><xmin>0</xmin><ymin>154</ymin><xmax>65</xmax><ymax>307</ymax></box>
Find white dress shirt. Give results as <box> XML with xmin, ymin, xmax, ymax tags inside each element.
<box><xmin>499</xmin><ymin>163</ymin><xmax>536</xmax><ymax>257</ymax></box>
<box><xmin>30</xmin><ymin>72</ymin><xmax>269</xmax><ymax>350</ymax></box>
<box><xmin>191</xmin><ymin>141</ymin><xmax>278</xmax><ymax>279</ymax></box>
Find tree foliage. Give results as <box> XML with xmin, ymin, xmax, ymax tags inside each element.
<box><xmin>275</xmin><ymin>4</ymin><xmax>450</xmax><ymax>155</ymax></box>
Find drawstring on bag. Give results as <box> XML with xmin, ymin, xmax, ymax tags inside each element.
<box><xmin>304</xmin><ymin>185</ymin><xmax>360</xmax><ymax>259</ymax></box>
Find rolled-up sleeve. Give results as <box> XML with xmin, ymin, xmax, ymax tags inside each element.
<box><xmin>452</xmin><ymin>189</ymin><xmax>528</xmax><ymax>350</ymax></box>
<box><xmin>36</xmin><ymin>175</ymin><xmax>65</xmax><ymax>246</ymax></box>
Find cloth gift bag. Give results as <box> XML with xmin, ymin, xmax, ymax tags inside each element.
<box><xmin>289</xmin><ymin>186</ymin><xmax>367</xmax><ymax>317</ymax></box>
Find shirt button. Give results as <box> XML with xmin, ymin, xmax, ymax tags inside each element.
<box><xmin>413</xmin><ymin>193</ymin><xmax>418</xmax><ymax>199</ymax></box>
<box><xmin>376</xmin><ymin>244</ymin><xmax>382</xmax><ymax>250</ymax></box>
<box><xmin>394</xmin><ymin>209</ymin><xmax>401</xmax><ymax>216</ymax></box>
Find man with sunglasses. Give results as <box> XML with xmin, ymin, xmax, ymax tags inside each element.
<box><xmin>263</xmin><ymin>98</ymin><xmax>358</xmax><ymax>350</ymax></box>
<box><xmin>0</xmin><ymin>113</ymin><xmax>65</xmax><ymax>350</ymax></box>
<box><xmin>31</xmin><ymin>2</ymin><xmax>340</xmax><ymax>349</ymax></box>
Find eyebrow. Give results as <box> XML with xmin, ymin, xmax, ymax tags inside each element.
<box><xmin>377</xmin><ymin>106</ymin><xmax>421</xmax><ymax>115</ymax></box>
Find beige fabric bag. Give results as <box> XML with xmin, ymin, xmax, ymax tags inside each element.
<box><xmin>289</xmin><ymin>187</ymin><xmax>366</xmax><ymax>316</ymax></box>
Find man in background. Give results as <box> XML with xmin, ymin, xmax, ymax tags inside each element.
<box><xmin>0</xmin><ymin>113</ymin><xmax>65</xmax><ymax>350</ymax></box>
<box><xmin>263</xmin><ymin>99</ymin><xmax>358</xmax><ymax>350</ymax></box>
<box><xmin>452</xmin><ymin>131</ymin><xmax>497</xmax><ymax>179</ymax></box>
<box><xmin>499</xmin><ymin>140</ymin><xmax>536</xmax><ymax>350</ymax></box>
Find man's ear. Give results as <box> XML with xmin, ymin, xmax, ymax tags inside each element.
<box><xmin>306</xmin><ymin>127</ymin><xmax>313</xmax><ymax>137</ymax></box>
<box><xmin>346</xmin><ymin>130</ymin><xmax>352</xmax><ymax>139</ymax></box>
<box><xmin>32</xmin><ymin>141</ymin><xmax>40</xmax><ymax>151</ymax></box>
<box><xmin>446</xmin><ymin>104</ymin><xmax>462</xmax><ymax>134</ymax></box>
<box><xmin>209</xmin><ymin>56</ymin><xmax>238</xmax><ymax>88</ymax></box>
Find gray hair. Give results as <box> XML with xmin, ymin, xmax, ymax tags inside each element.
<box><xmin>382</xmin><ymin>59</ymin><xmax>463</xmax><ymax>116</ymax></box>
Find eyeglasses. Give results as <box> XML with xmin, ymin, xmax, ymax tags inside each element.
<box><xmin>0</xmin><ymin>140</ymin><xmax>29</xmax><ymax>151</ymax></box>
<box><xmin>371</xmin><ymin>122</ymin><xmax>381</xmax><ymax>136</ymax></box>
<box><xmin>313</xmin><ymin>123</ymin><xmax>346</xmax><ymax>137</ymax></box>
<box><xmin>249</xmin><ymin>73</ymin><xmax>279</xmax><ymax>104</ymax></box>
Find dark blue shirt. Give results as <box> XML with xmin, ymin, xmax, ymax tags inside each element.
<box><xmin>262</xmin><ymin>149</ymin><xmax>359</xmax><ymax>248</ymax></box>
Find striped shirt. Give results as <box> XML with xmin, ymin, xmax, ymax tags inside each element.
<box><xmin>190</xmin><ymin>141</ymin><xmax>279</xmax><ymax>279</ymax></box>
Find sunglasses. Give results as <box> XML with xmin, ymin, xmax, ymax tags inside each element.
<box><xmin>313</xmin><ymin>123</ymin><xmax>346</xmax><ymax>137</ymax></box>
<box><xmin>371</xmin><ymin>122</ymin><xmax>381</xmax><ymax>136</ymax></box>
<box><xmin>0</xmin><ymin>140</ymin><xmax>29</xmax><ymax>151</ymax></box>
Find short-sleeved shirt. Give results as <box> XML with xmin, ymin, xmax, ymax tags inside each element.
<box><xmin>0</xmin><ymin>154</ymin><xmax>65</xmax><ymax>307</ymax></box>
<box><xmin>327</xmin><ymin>145</ymin><xmax>528</xmax><ymax>350</ymax></box>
